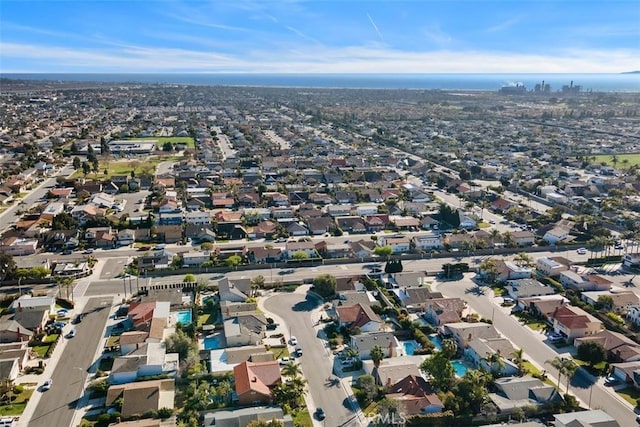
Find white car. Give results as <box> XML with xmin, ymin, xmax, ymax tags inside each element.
<box><xmin>576</xmin><ymin>248</ymin><xmax>588</xmax><ymax>255</ymax></box>
<box><xmin>289</xmin><ymin>336</ymin><xmax>298</xmax><ymax>346</ymax></box>
<box><xmin>42</xmin><ymin>378</ymin><xmax>52</xmax><ymax>391</ymax></box>
<box><xmin>279</xmin><ymin>357</ymin><xmax>291</xmax><ymax>365</ymax></box>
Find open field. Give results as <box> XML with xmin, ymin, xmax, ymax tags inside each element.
<box><xmin>592</xmin><ymin>153</ymin><xmax>640</xmax><ymax>168</ymax></box>
<box><xmin>136</xmin><ymin>136</ymin><xmax>195</xmax><ymax>148</ymax></box>
<box><xmin>70</xmin><ymin>155</ymin><xmax>184</xmax><ymax>179</ymax></box>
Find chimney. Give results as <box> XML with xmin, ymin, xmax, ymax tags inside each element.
<box><xmin>388</xmin><ymin>339</ymin><xmax>395</xmax><ymax>358</ymax></box>
<box><xmin>18</xmin><ymin>302</ymin><xmax>22</xmax><ymax>312</ymax></box>
<box><xmin>251</xmin><ymin>376</ymin><xmax>257</xmax><ymax>382</ymax></box>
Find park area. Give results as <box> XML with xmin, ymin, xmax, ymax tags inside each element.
<box><xmin>592</xmin><ymin>153</ymin><xmax>640</xmax><ymax>168</ymax></box>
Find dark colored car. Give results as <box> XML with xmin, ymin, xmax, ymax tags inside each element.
<box><xmin>315</xmin><ymin>408</ymin><xmax>325</xmax><ymax>420</ymax></box>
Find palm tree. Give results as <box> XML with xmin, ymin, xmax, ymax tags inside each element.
<box><xmin>510</xmin><ymin>348</ymin><xmax>525</xmax><ymax>376</ymax></box>
<box><xmin>281</xmin><ymin>361</ymin><xmax>302</xmax><ymax>378</ymax></box>
<box><xmin>250</xmin><ymin>275</ymin><xmax>265</xmax><ymax>297</ymax></box>
<box><xmin>514</xmin><ymin>252</ymin><xmax>533</xmax><ymax>267</ymax></box>
<box><xmin>486</xmin><ymin>352</ymin><xmax>505</xmax><ymax>377</ymax></box>
<box><xmin>561</xmin><ymin>359</ymin><xmax>578</xmax><ymax>394</ymax></box>
<box><xmin>441</xmin><ymin>338</ymin><xmax>458</xmax><ymax>359</ymax></box>
<box><xmin>370</xmin><ymin>345</ymin><xmax>385</xmax><ymax>369</ymax></box>
<box><xmin>489</xmin><ymin>229</ymin><xmax>500</xmax><ymax>248</ymax></box>
<box><xmin>503</xmin><ymin>231</ymin><xmax>515</xmax><ymax>248</ymax></box>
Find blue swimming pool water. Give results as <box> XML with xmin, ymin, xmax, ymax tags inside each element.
<box><xmin>204</xmin><ymin>335</ymin><xmax>223</xmax><ymax>350</ymax></box>
<box><xmin>176</xmin><ymin>310</ymin><xmax>192</xmax><ymax>325</ymax></box>
<box><xmin>452</xmin><ymin>360</ymin><xmax>468</xmax><ymax>377</ymax></box>
<box><xmin>429</xmin><ymin>335</ymin><xmax>442</xmax><ymax>351</ymax></box>
<box><xmin>401</xmin><ymin>340</ymin><xmax>420</xmax><ymax>356</ymax></box>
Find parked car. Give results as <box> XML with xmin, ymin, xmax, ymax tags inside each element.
<box><xmin>548</xmin><ymin>333</ymin><xmax>564</xmax><ymax>342</ymax></box>
<box><xmin>576</xmin><ymin>248</ymin><xmax>588</xmax><ymax>255</ymax></box>
<box><xmin>295</xmin><ymin>347</ymin><xmax>303</xmax><ymax>356</ymax></box>
<box><xmin>605</xmin><ymin>375</ymin><xmax>620</xmax><ymax>386</ymax></box>
<box><xmin>266</xmin><ymin>323</ymin><xmax>279</xmax><ymax>331</ymax></box>
<box><xmin>315</xmin><ymin>408</ymin><xmax>326</xmax><ymax>420</ymax></box>
<box><xmin>56</xmin><ymin>309</ymin><xmax>69</xmax><ymax>317</ymax></box>
<box><xmin>42</xmin><ymin>379</ymin><xmax>52</xmax><ymax>391</ymax></box>
<box><xmin>66</xmin><ymin>329</ymin><xmax>76</xmax><ymax>338</ymax></box>
<box><xmin>62</xmin><ymin>249</ymin><xmax>73</xmax><ymax>255</ymax></box>
<box><xmin>153</xmin><ymin>244</ymin><xmax>166</xmax><ymax>251</ymax></box>
<box><xmin>289</xmin><ymin>336</ymin><xmax>298</xmax><ymax>346</ymax></box>
<box><xmin>278</xmin><ymin>357</ymin><xmax>290</xmax><ymax>365</ymax></box>
<box><xmin>137</xmin><ymin>246</ymin><xmax>151</xmax><ymax>251</ymax></box>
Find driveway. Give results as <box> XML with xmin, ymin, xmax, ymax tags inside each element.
<box><xmin>433</xmin><ymin>275</ymin><xmax>637</xmax><ymax>426</ymax></box>
<box><xmin>263</xmin><ymin>291</ymin><xmax>364</xmax><ymax>426</ymax></box>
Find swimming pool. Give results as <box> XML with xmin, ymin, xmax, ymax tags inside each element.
<box><xmin>400</xmin><ymin>340</ymin><xmax>420</xmax><ymax>356</ymax></box>
<box><xmin>429</xmin><ymin>335</ymin><xmax>442</xmax><ymax>351</ymax></box>
<box><xmin>452</xmin><ymin>360</ymin><xmax>468</xmax><ymax>377</ymax></box>
<box><xmin>176</xmin><ymin>310</ymin><xmax>192</xmax><ymax>325</ymax></box>
<box><xmin>204</xmin><ymin>334</ymin><xmax>224</xmax><ymax>350</ymax></box>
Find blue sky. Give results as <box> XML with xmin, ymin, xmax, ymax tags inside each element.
<box><xmin>1</xmin><ymin>0</ymin><xmax>639</xmax><ymax>73</ymax></box>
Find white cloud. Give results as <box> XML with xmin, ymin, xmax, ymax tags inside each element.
<box><xmin>1</xmin><ymin>41</ymin><xmax>639</xmax><ymax>73</ymax></box>
<box><xmin>486</xmin><ymin>17</ymin><xmax>521</xmax><ymax>33</ymax></box>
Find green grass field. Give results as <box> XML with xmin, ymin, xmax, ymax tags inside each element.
<box><xmin>70</xmin><ymin>155</ymin><xmax>184</xmax><ymax>179</ymax></box>
<box><xmin>592</xmin><ymin>153</ymin><xmax>640</xmax><ymax>168</ymax></box>
<box><xmin>136</xmin><ymin>136</ymin><xmax>195</xmax><ymax>148</ymax></box>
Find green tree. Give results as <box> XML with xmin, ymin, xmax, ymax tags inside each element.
<box><xmin>73</xmin><ymin>156</ymin><xmax>81</xmax><ymax>170</ymax></box>
<box><xmin>370</xmin><ymin>345</ymin><xmax>385</xmax><ymax>369</ymax></box>
<box><xmin>312</xmin><ymin>274</ymin><xmax>337</xmax><ymax>298</ymax></box>
<box><xmin>384</xmin><ymin>258</ymin><xmax>403</xmax><ymax>274</ymax></box>
<box><xmin>420</xmin><ymin>352</ymin><xmax>455</xmax><ymax>392</ymax></box>
<box><xmin>51</xmin><ymin>212</ymin><xmax>78</xmax><ymax>230</ymax></box>
<box><xmin>246</xmin><ymin>420</ymin><xmax>285</xmax><ymax>427</ymax></box>
<box><xmin>225</xmin><ymin>255</ymin><xmax>242</xmax><ymax>268</ymax></box>
<box><xmin>510</xmin><ymin>348</ymin><xmax>526</xmax><ymax>376</ymax></box>
<box><xmin>357</xmin><ymin>374</ymin><xmax>378</xmax><ymax>403</ymax></box>
<box><xmin>281</xmin><ymin>361</ymin><xmax>302</xmax><ymax>378</ymax></box>
<box><xmin>486</xmin><ymin>352</ymin><xmax>506</xmax><ymax>376</ymax></box>
<box><xmin>291</xmin><ymin>251</ymin><xmax>309</xmax><ymax>260</ymax></box>
<box><xmin>250</xmin><ymin>275</ymin><xmax>265</xmax><ymax>297</ymax></box>
<box><xmin>514</xmin><ymin>252</ymin><xmax>533</xmax><ymax>266</ymax></box>
<box><xmin>577</xmin><ymin>341</ymin><xmax>607</xmax><ymax>367</ymax></box>
<box><xmin>479</xmin><ymin>259</ymin><xmax>498</xmax><ymax>283</ymax></box>
<box><xmin>183</xmin><ymin>274</ymin><xmax>196</xmax><ymax>283</ymax></box>
<box><xmin>0</xmin><ymin>253</ymin><xmax>17</xmax><ymax>281</ymax></box>
<box><xmin>165</xmin><ymin>329</ymin><xmax>197</xmax><ymax>361</ymax></box>
<box><xmin>119</xmin><ymin>183</ymin><xmax>129</xmax><ymax>193</ymax></box>
<box><xmin>596</xmin><ymin>295</ymin><xmax>614</xmax><ymax>311</ymax></box>
<box><xmin>373</xmin><ymin>245</ymin><xmax>393</xmax><ymax>258</ymax></box>
<box><xmin>444</xmin><ymin>369</ymin><xmax>491</xmax><ymax>416</ymax></box>
<box><xmin>440</xmin><ymin>338</ymin><xmax>458</xmax><ymax>359</ymax></box>
<box><xmin>82</xmin><ymin>161</ymin><xmax>91</xmax><ymax>176</ymax></box>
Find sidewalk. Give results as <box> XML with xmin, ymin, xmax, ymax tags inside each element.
<box><xmin>16</xmin><ymin>297</ymin><xmax>91</xmax><ymax>427</ymax></box>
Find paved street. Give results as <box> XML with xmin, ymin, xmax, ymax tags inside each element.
<box><xmin>263</xmin><ymin>291</ymin><xmax>363</xmax><ymax>427</ymax></box>
<box><xmin>432</xmin><ymin>275</ymin><xmax>638</xmax><ymax>426</ymax></box>
<box><xmin>28</xmin><ymin>297</ymin><xmax>113</xmax><ymax>427</ymax></box>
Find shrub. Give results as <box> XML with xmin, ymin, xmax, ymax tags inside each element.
<box><xmin>12</xmin><ymin>384</ymin><xmax>24</xmax><ymax>394</ymax></box>
<box><xmin>157</xmin><ymin>407</ymin><xmax>174</xmax><ymax>419</ymax></box>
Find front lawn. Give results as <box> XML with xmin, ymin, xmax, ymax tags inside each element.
<box><xmin>617</xmin><ymin>386</ymin><xmax>640</xmax><ymax>406</ymax></box>
<box><xmin>70</xmin><ymin>155</ymin><xmax>184</xmax><ymax>179</ymax></box>
<box><xmin>0</xmin><ymin>388</ymin><xmax>33</xmax><ymax>416</ymax></box>
<box><xmin>291</xmin><ymin>408</ymin><xmax>312</xmax><ymax>427</ymax></box>
<box><xmin>573</xmin><ymin>359</ymin><xmax>608</xmax><ymax>376</ymax></box>
<box><xmin>270</xmin><ymin>347</ymin><xmax>290</xmax><ymax>359</ymax></box>
<box><xmin>137</xmin><ymin>136</ymin><xmax>195</xmax><ymax>148</ymax></box>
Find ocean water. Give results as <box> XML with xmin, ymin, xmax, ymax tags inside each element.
<box><xmin>2</xmin><ymin>73</ymin><xmax>639</xmax><ymax>92</ymax></box>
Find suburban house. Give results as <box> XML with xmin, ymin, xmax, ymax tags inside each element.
<box><xmin>106</xmin><ymin>379</ymin><xmax>175</xmax><ymax>418</ymax></box>
<box><xmin>0</xmin><ymin>317</ymin><xmax>34</xmax><ymax>343</ymax></box>
<box><xmin>108</xmin><ymin>342</ymin><xmax>179</xmax><ymax>385</ymax></box>
<box><xmin>233</xmin><ymin>361</ymin><xmax>281</xmax><ymax>405</ymax></box>
<box><xmin>218</xmin><ymin>278</ymin><xmax>248</xmax><ymax>303</ymax></box>
<box><xmin>377</xmin><ymin>236</ymin><xmax>411</xmax><ymax>254</ymax></box>
<box><xmin>10</xmin><ymin>295</ymin><xmax>55</xmax><ymax>312</ymax></box>
<box><xmin>574</xmin><ymin>330</ymin><xmax>640</xmax><ymax>363</ymax></box>
<box><xmin>441</xmin><ymin>322</ymin><xmax>500</xmax><ymax>349</ymax></box>
<box><xmin>505</xmin><ymin>278</ymin><xmax>556</xmax><ymax>301</ymax></box>
<box><xmin>335</xmin><ymin>303</ymin><xmax>382</xmax><ymax>333</ymax></box>
<box><xmin>423</xmin><ymin>297</ymin><xmax>466</xmax><ymax>326</ymax></box>
<box><xmin>553</xmin><ymin>410</ymin><xmax>618</xmax><ymax>427</ymax></box>
<box><xmin>581</xmin><ymin>290</ymin><xmax>639</xmax><ymax>314</ymax></box>
<box><xmin>182</xmin><ymin>251</ymin><xmax>211</xmax><ymax>267</ymax></box>
<box><xmin>351</xmin><ymin>332</ymin><xmax>397</xmax><ymax>360</ymax></box>
<box><xmin>488</xmin><ymin>376</ymin><xmax>561</xmax><ymax>414</ymax></box>
<box><xmin>543</xmin><ymin>226</ymin><xmax>571</xmax><ymax>245</ymax></box>
<box><xmin>284</xmin><ymin>241</ymin><xmax>317</xmax><ymax>259</ymax></box>
<box><xmin>551</xmin><ymin>305</ymin><xmax>604</xmax><ymax>343</ymax></box>
<box><xmin>511</xmin><ymin>230</ymin><xmax>536</xmax><ymax>246</ymax></box>
<box><xmin>536</xmin><ymin>257</ymin><xmax>570</xmax><ymax>278</ymax></box>
<box><xmin>411</xmin><ymin>232</ymin><xmax>443</xmax><ymax>251</ymax></box>
<box><xmin>559</xmin><ymin>271</ymin><xmax>612</xmax><ymax>291</ymax></box>
<box><xmin>223</xmin><ymin>313</ymin><xmax>267</xmax><ymax>348</ymax></box>
<box><xmin>465</xmin><ymin>337</ymin><xmax>519</xmax><ymax>376</ymax></box>
<box><xmin>391</xmin><ymin>287</ymin><xmax>441</xmax><ymax>312</ymax></box>
<box><xmin>202</xmin><ymin>406</ymin><xmax>293</xmax><ymax>427</ymax></box>
<box><xmin>386</xmin><ymin>375</ymin><xmax>444</xmax><ymax>416</ymax></box>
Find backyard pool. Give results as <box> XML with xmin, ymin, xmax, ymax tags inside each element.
<box><xmin>428</xmin><ymin>335</ymin><xmax>442</xmax><ymax>351</ymax></box>
<box><xmin>176</xmin><ymin>310</ymin><xmax>192</xmax><ymax>325</ymax></box>
<box><xmin>204</xmin><ymin>334</ymin><xmax>224</xmax><ymax>350</ymax></box>
<box><xmin>400</xmin><ymin>340</ymin><xmax>420</xmax><ymax>356</ymax></box>
<box><xmin>452</xmin><ymin>360</ymin><xmax>469</xmax><ymax>377</ymax></box>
